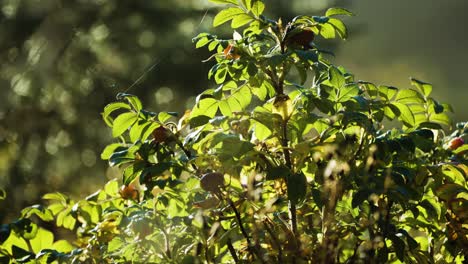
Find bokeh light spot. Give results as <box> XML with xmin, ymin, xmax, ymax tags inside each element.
<box><xmin>138</xmin><ymin>30</ymin><xmax>156</xmax><ymax>48</ymax></box>
<box><xmin>81</xmin><ymin>149</ymin><xmax>97</xmax><ymax>167</ymax></box>
<box><xmin>155</xmin><ymin>87</ymin><xmax>174</xmax><ymax>105</ymax></box>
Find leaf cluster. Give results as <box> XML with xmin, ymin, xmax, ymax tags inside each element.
<box><xmin>1</xmin><ymin>1</ymin><xmax>467</xmax><ymax>263</ymax></box>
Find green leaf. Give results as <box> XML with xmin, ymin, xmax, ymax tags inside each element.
<box><xmin>378</xmin><ymin>85</ymin><xmax>398</xmax><ymax>100</ymax></box>
<box><xmin>231</xmin><ymin>86</ymin><xmax>252</xmax><ymax>109</ymax></box>
<box><xmin>429</xmin><ymin>112</ymin><xmax>451</xmax><ymax>126</ymax></box>
<box><xmin>213</xmin><ymin>7</ymin><xmax>245</xmax><ymax>27</ymax></box>
<box><xmin>395</xmin><ymin>89</ymin><xmax>423</xmax><ymax>104</ymax></box>
<box><xmin>391</xmin><ymin>102</ymin><xmax>416</xmax><ymax>127</ymax></box>
<box><xmin>191</xmin><ymin>98</ymin><xmax>219</xmax><ymax>118</ymax></box>
<box><xmin>104</xmin><ymin>179</ymin><xmax>119</xmax><ymax>196</ymax></box>
<box><xmin>337</xmin><ymin>84</ymin><xmax>359</xmax><ymax>102</ymax></box>
<box><xmin>418</xmin><ymin>199</ymin><xmax>439</xmax><ymax>219</ymax></box>
<box><xmin>241</xmin><ymin>0</ymin><xmax>252</xmax><ymax>10</ymax></box>
<box><xmin>231</xmin><ymin>13</ymin><xmax>253</xmax><ymax>28</ymax></box>
<box><xmin>109</xmin><ymin>148</ymin><xmax>135</xmax><ymax>167</ymax></box>
<box><xmin>410</xmin><ymin>78</ymin><xmax>432</xmax><ymax>97</ymax></box>
<box><xmin>287</xmin><ymin>173</ymin><xmax>307</xmax><ymax>204</ymax></box>
<box><xmin>42</xmin><ymin>192</ymin><xmax>67</xmax><ymax>203</ymax></box>
<box><xmin>253</xmin><ymin>122</ymin><xmax>272</xmax><ymax>141</ymax></box>
<box><xmin>453</xmin><ymin>144</ymin><xmax>468</xmax><ymax>154</ymax></box>
<box><xmin>130</xmin><ymin>121</ymin><xmax>151</xmax><ymax>142</ymax></box>
<box><xmin>251</xmin><ymin>0</ymin><xmax>265</xmax><ymax>17</ymax></box>
<box><xmin>101</xmin><ymin>143</ymin><xmax>125</xmax><ymax>160</ymax></box>
<box><xmin>112</xmin><ymin>112</ymin><xmax>138</xmax><ymax>137</ymax></box>
<box><xmin>218</xmin><ymin>100</ymin><xmax>233</xmax><ymax>116</ymax></box>
<box><xmin>102</xmin><ymin>102</ymin><xmax>131</xmax><ymax>126</ymax></box>
<box><xmin>209</xmin><ymin>0</ymin><xmax>238</xmax><ymax>4</ymax></box>
<box><xmin>325</xmin><ymin>7</ymin><xmax>354</xmax><ymax>17</ymax></box>
<box><xmin>193</xmin><ymin>33</ymin><xmax>213</xmax><ymax>48</ymax></box>
<box><xmin>21</xmin><ymin>205</ymin><xmax>54</xmax><ymax>222</ymax></box>
<box><xmin>328</xmin><ymin>18</ymin><xmax>348</xmax><ymax>39</ymax></box>
<box><xmin>329</xmin><ymin>66</ymin><xmax>345</xmax><ymax>88</ymax></box>
<box><xmin>29</xmin><ymin>228</ymin><xmax>54</xmax><ymax>253</ymax></box>
<box><xmin>51</xmin><ymin>240</ymin><xmax>74</xmax><ymax>252</ymax></box>
<box><xmin>319</xmin><ymin>23</ymin><xmax>336</xmax><ymax>39</ymax></box>
<box><xmin>13</xmin><ymin>219</ymin><xmax>38</xmax><ymax>240</ymax></box>
<box><xmin>214</xmin><ymin>65</ymin><xmax>228</xmax><ymax>84</ymax></box>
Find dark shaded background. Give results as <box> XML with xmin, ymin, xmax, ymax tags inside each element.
<box><xmin>1</xmin><ymin>0</ymin><xmax>466</xmax><ymax>221</ymax></box>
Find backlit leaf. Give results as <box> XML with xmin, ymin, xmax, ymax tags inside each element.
<box><xmin>112</xmin><ymin>112</ymin><xmax>138</xmax><ymax>138</ymax></box>
<box><xmin>213</xmin><ymin>7</ymin><xmax>245</xmax><ymax>27</ymax></box>
<box><xmin>325</xmin><ymin>7</ymin><xmax>354</xmax><ymax>17</ymax></box>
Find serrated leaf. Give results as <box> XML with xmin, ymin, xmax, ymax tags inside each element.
<box><xmin>325</xmin><ymin>7</ymin><xmax>354</xmax><ymax>17</ymax></box>
<box><xmin>213</xmin><ymin>7</ymin><xmax>245</xmax><ymax>27</ymax></box>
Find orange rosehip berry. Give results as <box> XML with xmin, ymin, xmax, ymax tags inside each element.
<box><xmin>448</xmin><ymin>137</ymin><xmax>464</xmax><ymax>150</ymax></box>
<box><xmin>119</xmin><ymin>184</ymin><xmax>139</xmax><ymax>200</ymax></box>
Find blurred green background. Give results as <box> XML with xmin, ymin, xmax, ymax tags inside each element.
<box><xmin>1</xmin><ymin>0</ymin><xmax>466</xmax><ymax>221</ymax></box>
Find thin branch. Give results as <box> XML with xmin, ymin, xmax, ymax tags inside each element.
<box><xmin>264</xmin><ymin>219</ymin><xmax>283</xmax><ymax>263</ymax></box>
<box><xmin>226</xmin><ymin>239</ymin><xmax>240</xmax><ymax>264</ymax></box>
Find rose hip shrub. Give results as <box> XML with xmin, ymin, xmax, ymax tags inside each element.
<box><xmin>1</xmin><ymin>0</ymin><xmax>467</xmax><ymax>263</ymax></box>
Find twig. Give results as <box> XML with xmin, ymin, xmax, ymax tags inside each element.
<box><xmin>264</xmin><ymin>219</ymin><xmax>283</xmax><ymax>263</ymax></box>
<box><xmin>226</xmin><ymin>239</ymin><xmax>240</xmax><ymax>264</ymax></box>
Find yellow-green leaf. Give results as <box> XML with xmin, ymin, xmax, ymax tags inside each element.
<box><xmin>213</xmin><ymin>7</ymin><xmax>245</xmax><ymax>27</ymax></box>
